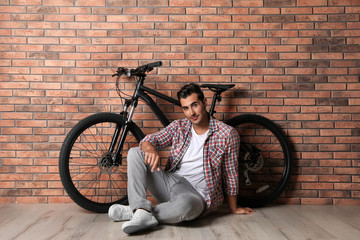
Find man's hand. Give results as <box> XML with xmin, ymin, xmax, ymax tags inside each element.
<box><xmin>231</xmin><ymin>207</ymin><xmax>255</xmax><ymax>215</ymax></box>
<box><xmin>141</xmin><ymin>142</ymin><xmax>161</xmax><ymax>172</ymax></box>
<box><xmin>227</xmin><ymin>194</ymin><xmax>255</xmax><ymax>215</ymax></box>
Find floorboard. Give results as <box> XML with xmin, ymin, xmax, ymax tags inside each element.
<box><xmin>0</xmin><ymin>204</ymin><xmax>359</xmax><ymax>240</ymax></box>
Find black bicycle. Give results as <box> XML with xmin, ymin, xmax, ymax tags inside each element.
<box><xmin>59</xmin><ymin>61</ymin><xmax>292</xmax><ymax>213</ymax></box>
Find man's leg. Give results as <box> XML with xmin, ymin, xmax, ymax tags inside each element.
<box><xmin>151</xmin><ymin>177</ymin><xmax>206</xmax><ymax>224</ymax></box>
<box><xmin>125</xmin><ymin>147</ymin><xmax>206</xmax><ymax>229</ymax></box>
<box><xmin>127</xmin><ymin>147</ymin><xmax>173</xmax><ymax>212</ymax></box>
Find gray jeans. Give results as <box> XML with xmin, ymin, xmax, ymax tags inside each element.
<box><xmin>127</xmin><ymin>147</ymin><xmax>206</xmax><ymax>224</ymax></box>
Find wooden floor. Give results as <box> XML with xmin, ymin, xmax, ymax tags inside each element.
<box><xmin>1</xmin><ymin>204</ymin><xmax>359</xmax><ymax>240</ymax></box>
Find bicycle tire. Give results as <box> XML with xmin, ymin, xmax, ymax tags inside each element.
<box><xmin>226</xmin><ymin>114</ymin><xmax>292</xmax><ymax>207</ymax></box>
<box><xmin>59</xmin><ymin>112</ymin><xmax>144</xmax><ymax>213</ymax></box>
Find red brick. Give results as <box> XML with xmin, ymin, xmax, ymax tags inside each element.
<box><xmin>302</xmin><ymin>183</ymin><xmax>334</xmax><ymax>190</ymax></box>
<box><xmin>296</xmin><ymin>15</ymin><xmax>327</xmax><ymax>22</ymax></box>
<box><xmin>233</xmin><ymin>15</ymin><xmax>262</xmax><ymax>23</ymax></box>
<box><xmin>302</xmin><ymin>198</ymin><xmax>333</xmax><ymax>205</ymax></box>
<box><xmin>189</xmin><ymin>68</ymin><xmax>220</xmax><ymax>75</ymax></box>
<box><xmin>298</xmin><ymin>0</ymin><xmax>327</xmax><ymax>6</ymax></box>
<box><xmin>248</xmin><ymin>53</ymin><xmax>278</xmax><ymax>60</ymax></box>
<box><xmin>11</xmin><ymin>0</ymin><xmax>42</xmax><ymax>5</ymax></box>
<box><xmin>123</xmin><ymin>38</ymin><xmax>153</xmax><ymax>45</ymax></box>
<box><xmin>334</xmin><ymin>199</ymin><xmax>360</xmax><ymax>206</ymax></box>
<box><xmin>302</xmin><ymin>30</ymin><xmax>331</xmax><ymax>38</ymax></box>
<box><xmin>218</xmin><ymin>8</ymin><xmax>247</xmax><ymax>14</ymax></box>
<box><xmin>331</xmin><ymin>13</ymin><xmax>359</xmax><ymax>21</ymax></box>
<box><xmin>251</xmin><ymin>23</ymin><xmax>281</xmax><ymax>30</ymax></box>
<box><xmin>0</xmin><ymin>6</ymin><xmax>27</xmax><ymax>13</ymax></box>
<box><xmin>316</xmin><ymin>22</ymin><xmax>347</xmax><ymax>29</ymax></box>
<box><xmin>346</xmin><ymin>6</ymin><xmax>360</xmax><ymax>13</ymax></box>
<box><xmin>202</xmin><ymin>15</ymin><xmax>231</xmax><ymax>22</ymax></box>
<box><xmin>222</xmin><ymin>68</ymin><xmax>252</xmax><ymax>75</ymax></box>
<box><xmin>45</xmin><ymin>15</ymin><xmax>74</xmax><ymax>21</ymax></box>
<box><xmin>12</xmin><ymin>29</ymin><xmax>44</xmax><ymax>36</ymax></box>
<box><xmin>203</xmin><ymin>45</ymin><xmax>234</xmax><ymax>52</ymax></box>
<box><xmin>202</xmin><ymin>60</ymin><xmax>233</xmax><ymax>67</ymax></box>
<box><xmin>320</xmin><ymin>190</ymin><xmax>352</xmax><ymax>198</ymax></box>
<box><xmin>13</xmin><ymin>14</ymin><xmax>44</xmax><ymax>21</ymax></box>
<box><xmin>46</xmin><ymin>30</ymin><xmax>76</xmax><ymax>37</ymax></box>
<box><xmin>250</xmin><ymin>38</ymin><xmax>280</xmax><ymax>45</ymax></box>
<box><xmin>319</xmin><ymin>175</ymin><xmax>351</xmax><ymax>183</ymax></box>
<box><xmin>27</xmin><ymin>22</ymin><xmax>59</xmax><ymax>29</ymax></box>
<box><xmin>329</xmin><ymin>0</ymin><xmax>360</xmax><ymax>6</ymax></box>
<box><xmin>282</xmin><ymin>38</ymin><xmax>313</xmax><ymax>45</ymax></box>
<box><xmin>281</xmin><ymin>6</ymin><xmax>313</xmax><ymax>14</ymax></box>
<box><xmin>0</xmin><ymin>59</ymin><xmax>13</xmax><ymax>66</ymax></box>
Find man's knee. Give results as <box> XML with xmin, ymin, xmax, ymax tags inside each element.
<box><xmin>128</xmin><ymin>147</ymin><xmax>141</xmax><ymax>158</ymax></box>
<box><xmin>177</xmin><ymin>194</ymin><xmax>204</xmax><ymax>221</ymax></box>
<box><xmin>127</xmin><ymin>147</ymin><xmax>144</xmax><ymax>167</ymax></box>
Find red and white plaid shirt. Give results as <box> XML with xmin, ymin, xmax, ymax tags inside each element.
<box><xmin>140</xmin><ymin>117</ymin><xmax>240</xmax><ymax>214</ymax></box>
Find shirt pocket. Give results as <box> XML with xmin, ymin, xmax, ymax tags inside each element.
<box><xmin>208</xmin><ymin>147</ymin><xmax>225</xmax><ymax>169</ymax></box>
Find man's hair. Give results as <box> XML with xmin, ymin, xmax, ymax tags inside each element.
<box><xmin>177</xmin><ymin>83</ymin><xmax>205</xmax><ymax>102</ymax></box>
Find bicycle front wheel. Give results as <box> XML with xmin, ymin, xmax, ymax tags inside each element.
<box><xmin>59</xmin><ymin>112</ymin><xmax>144</xmax><ymax>213</ymax></box>
<box><xmin>226</xmin><ymin>114</ymin><xmax>292</xmax><ymax>207</ymax></box>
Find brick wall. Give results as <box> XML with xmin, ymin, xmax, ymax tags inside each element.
<box><xmin>0</xmin><ymin>0</ymin><xmax>359</xmax><ymax>205</ymax></box>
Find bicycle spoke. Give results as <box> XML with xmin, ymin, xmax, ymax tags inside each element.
<box><xmin>229</xmin><ymin>115</ymin><xmax>291</xmax><ymax>207</ymax></box>
<box><xmin>108</xmin><ymin>174</ymin><xmax>127</xmax><ymax>202</ymax></box>
<box><xmin>64</xmin><ymin>119</ymin><xmax>139</xmax><ymax>205</ymax></box>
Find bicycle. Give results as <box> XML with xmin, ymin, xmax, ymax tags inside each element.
<box><xmin>59</xmin><ymin>61</ymin><xmax>292</xmax><ymax>213</ymax></box>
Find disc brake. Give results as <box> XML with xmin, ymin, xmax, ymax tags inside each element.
<box><xmin>99</xmin><ymin>153</ymin><xmax>118</xmax><ymax>174</ymax></box>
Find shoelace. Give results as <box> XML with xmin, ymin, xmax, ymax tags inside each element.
<box><xmin>123</xmin><ymin>207</ymin><xmax>133</xmax><ymax>220</ymax></box>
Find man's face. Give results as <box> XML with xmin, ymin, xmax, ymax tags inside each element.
<box><xmin>180</xmin><ymin>93</ymin><xmax>208</xmax><ymax>126</ymax></box>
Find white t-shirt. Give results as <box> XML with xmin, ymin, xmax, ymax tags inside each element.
<box><xmin>175</xmin><ymin>126</ymin><xmax>210</xmax><ymax>201</ymax></box>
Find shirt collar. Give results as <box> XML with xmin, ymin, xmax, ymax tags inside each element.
<box><xmin>182</xmin><ymin>115</ymin><xmax>218</xmax><ymax>135</ymax></box>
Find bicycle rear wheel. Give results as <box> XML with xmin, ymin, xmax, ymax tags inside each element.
<box><xmin>226</xmin><ymin>114</ymin><xmax>292</xmax><ymax>207</ymax></box>
<box><xmin>59</xmin><ymin>112</ymin><xmax>144</xmax><ymax>213</ymax></box>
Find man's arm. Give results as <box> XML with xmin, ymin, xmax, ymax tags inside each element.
<box><xmin>139</xmin><ymin>120</ymin><xmax>179</xmax><ymax>151</ymax></box>
<box><xmin>223</xmin><ymin>129</ymin><xmax>255</xmax><ymax>214</ymax></box>
<box><xmin>227</xmin><ymin>194</ymin><xmax>255</xmax><ymax>215</ymax></box>
<box><xmin>138</xmin><ymin>120</ymin><xmax>180</xmax><ymax>172</ymax></box>
<box><xmin>141</xmin><ymin>141</ymin><xmax>160</xmax><ymax>172</ymax></box>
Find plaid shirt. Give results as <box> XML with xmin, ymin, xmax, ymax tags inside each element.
<box><xmin>140</xmin><ymin>117</ymin><xmax>240</xmax><ymax>214</ymax></box>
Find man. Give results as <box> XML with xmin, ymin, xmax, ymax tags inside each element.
<box><xmin>109</xmin><ymin>83</ymin><xmax>254</xmax><ymax>234</ymax></box>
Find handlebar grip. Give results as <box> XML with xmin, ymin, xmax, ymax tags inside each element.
<box><xmin>146</xmin><ymin>61</ymin><xmax>162</xmax><ymax>68</ymax></box>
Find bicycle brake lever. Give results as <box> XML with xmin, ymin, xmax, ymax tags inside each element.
<box><xmin>112</xmin><ymin>67</ymin><xmax>129</xmax><ymax>77</ymax></box>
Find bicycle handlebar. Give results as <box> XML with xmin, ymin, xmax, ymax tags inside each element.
<box><xmin>113</xmin><ymin>61</ymin><xmax>162</xmax><ymax>78</ymax></box>
<box><xmin>146</xmin><ymin>61</ymin><xmax>162</xmax><ymax>68</ymax></box>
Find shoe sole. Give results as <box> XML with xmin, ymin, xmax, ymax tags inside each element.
<box><xmin>122</xmin><ymin>220</ymin><xmax>158</xmax><ymax>234</ymax></box>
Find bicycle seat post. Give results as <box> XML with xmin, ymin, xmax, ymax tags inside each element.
<box><xmin>201</xmin><ymin>84</ymin><xmax>234</xmax><ymax>118</ymax></box>
<box><xmin>209</xmin><ymin>92</ymin><xmax>221</xmax><ymax>117</ymax></box>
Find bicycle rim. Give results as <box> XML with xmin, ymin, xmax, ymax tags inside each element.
<box><xmin>227</xmin><ymin>114</ymin><xmax>292</xmax><ymax>207</ymax></box>
<box><xmin>59</xmin><ymin>113</ymin><xmax>143</xmax><ymax>212</ymax></box>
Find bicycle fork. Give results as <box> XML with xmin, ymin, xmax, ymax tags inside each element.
<box><xmin>108</xmin><ymin>98</ymin><xmax>138</xmax><ymax>166</ymax></box>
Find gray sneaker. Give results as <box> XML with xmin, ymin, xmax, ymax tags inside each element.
<box><xmin>108</xmin><ymin>204</ymin><xmax>133</xmax><ymax>222</ymax></box>
<box><xmin>122</xmin><ymin>209</ymin><xmax>158</xmax><ymax>234</ymax></box>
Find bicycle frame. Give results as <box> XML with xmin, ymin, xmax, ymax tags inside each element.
<box><xmin>111</xmin><ymin>76</ymin><xmax>179</xmax><ymax>165</ymax></box>
<box><xmin>111</xmin><ymin>75</ymin><xmax>225</xmax><ymax>165</ymax></box>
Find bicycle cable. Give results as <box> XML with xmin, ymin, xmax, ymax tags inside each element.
<box><xmin>115</xmin><ymin>74</ymin><xmax>147</xmax><ymax>106</ymax></box>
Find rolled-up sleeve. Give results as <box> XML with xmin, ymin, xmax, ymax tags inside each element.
<box><xmin>222</xmin><ymin>128</ymin><xmax>240</xmax><ymax>195</ymax></box>
<box><xmin>139</xmin><ymin>120</ymin><xmax>178</xmax><ymax>151</ymax></box>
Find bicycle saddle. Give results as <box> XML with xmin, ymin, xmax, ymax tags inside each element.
<box><xmin>200</xmin><ymin>84</ymin><xmax>235</xmax><ymax>93</ymax></box>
